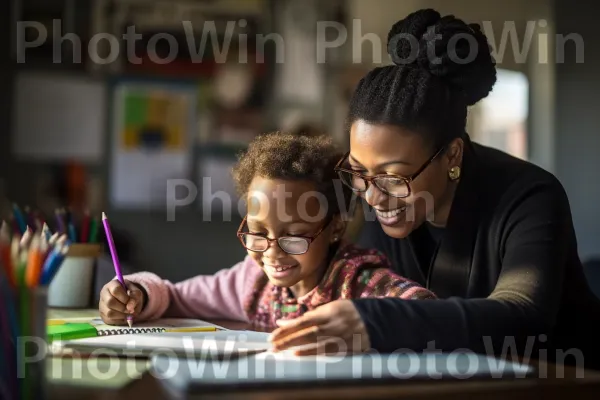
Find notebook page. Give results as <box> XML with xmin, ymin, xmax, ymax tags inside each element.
<box><xmin>152</xmin><ymin>330</ymin><xmax>270</xmax><ymax>342</ymax></box>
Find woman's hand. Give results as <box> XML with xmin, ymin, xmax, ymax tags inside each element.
<box><xmin>99</xmin><ymin>279</ymin><xmax>145</xmax><ymax>325</ymax></box>
<box><xmin>268</xmin><ymin>299</ymin><xmax>371</xmax><ymax>356</ymax></box>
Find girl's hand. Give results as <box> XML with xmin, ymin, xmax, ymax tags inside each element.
<box><xmin>268</xmin><ymin>299</ymin><xmax>371</xmax><ymax>356</ymax></box>
<box><xmin>99</xmin><ymin>279</ymin><xmax>145</xmax><ymax>325</ymax></box>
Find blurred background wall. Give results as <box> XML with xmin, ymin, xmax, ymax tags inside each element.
<box><xmin>1</xmin><ymin>0</ymin><xmax>599</xmax><ymax>290</ymax></box>
<box><xmin>554</xmin><ymin>0</ymin><xmax>600</xmax><ymax>264</ymax></box>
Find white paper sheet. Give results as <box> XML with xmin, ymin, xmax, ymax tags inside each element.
<box><xmin>51</xmin><ymin>330</ymin><xmax>272</xmax><ymax>358</ymax></box>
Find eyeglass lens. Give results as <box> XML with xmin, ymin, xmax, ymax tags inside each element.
<box><xmin>338</xmin><ymin>171</ymin><xmax>410</xmax><ymax>197</ymax></box>
<box><xmin>241</xmin><ymin>234</ymin><xmax>309</xmax><ymax>255</ymax></box>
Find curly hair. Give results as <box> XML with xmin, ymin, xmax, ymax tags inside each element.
<box><xmin>348</xmin><ymin>9</ymin><xmax>497</xmax><ymax>148</ymax></box>
<box><xmin>232</xmin><ymin>132</ymin><xmax>351</xmax><ymax>216</ymax></box>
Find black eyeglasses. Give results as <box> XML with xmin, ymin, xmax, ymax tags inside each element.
<box><xmin>237</xmin><ymin>215</ymin><xmax>332</xmax><ymax>255</ymax></box>
<box><xmin>334</xmin><ymin>146</ymin><xmax>445</xmax><ymax>198</ymax></box>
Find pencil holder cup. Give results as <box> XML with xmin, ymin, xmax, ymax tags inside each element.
<box><xmin>14</xmin><ymin>286</ymin><xmax>49</xmax><ymax>400</ymax></box>
<box><xmin>47</xmin><ymin>244</ymin><xmax>102</xmax><ymax>308</ymax></box>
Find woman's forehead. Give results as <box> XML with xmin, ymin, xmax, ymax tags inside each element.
<box><xmin>349</xmin><ymin>121</ymin><xmax>429</xmax><ymax>166</ymax></box>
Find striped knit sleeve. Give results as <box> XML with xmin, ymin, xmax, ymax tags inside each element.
<box><xmin>354</xmin><ymin>268</ymin><xmax>437</xmax><ymax>300</ymax></box>
<box><xmin>328</xmin><ymin>243</ymin><xmax>437</xmax><ymax>301</ymax></box>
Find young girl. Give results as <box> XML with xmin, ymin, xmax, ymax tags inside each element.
<box><xmin>98</xmin><ymin>133</ymin><xmax>436</xmax><ymax>329</ymax></box>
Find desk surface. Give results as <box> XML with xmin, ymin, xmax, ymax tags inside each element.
<box><xmin>47</xmin><ymin>309</ymin><xmax>600</xmax><ymax>400</ymax></box>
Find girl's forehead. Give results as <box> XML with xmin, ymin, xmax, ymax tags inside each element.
<box><xmin>247</xmin><ymin>177</ymin><xmax>319</xmax><ymax>200</ymax></box>
<box><xmin>246</xmin><ymin>177</ymin><xmax>326</xmax><ymax>221</ymax></box>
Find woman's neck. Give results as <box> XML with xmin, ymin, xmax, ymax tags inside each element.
<box><xmin>430</xmin><ymin>179</ymin><xmax>460</xmax><ymax>228</ymax></box>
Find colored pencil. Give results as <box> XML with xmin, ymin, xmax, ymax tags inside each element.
<box><xmin>17</xmin><ymin>250</ymin><xmax>30</xmax><ymax>400</ymax></box>
<box><xmin>0</xmin><ymin>212</ymin><xmax>71</xmax><ymax>400</ymax></box>
<box><xmin>101</xmin><ymin>212</ymin><xmax>133</xmax><ymax>328</ymax></box>
<box><xmin>40</xmin><ymin>243</ymin><xmax>69</xmax><ymax>285</ymax></box>
<box><xmin>12</xmin><ymin>204</ymin><xmax>26</xmax><ymax>235</ymax></box>
<box><xmin>55</xmin><ymin>209</ymin><xmax>65</xmax><ymax>234</ymax></box>
<box><xmin>19</xmin><ymin>227</ymin><xmax>32</xmax><ymax>249</ymax></box>
<box><xmin>88</xmin><ymin>217</ymin><xmax>98</xmax><ymax>243</ymax></box>
<box><xmin>65</xmin><ymin>208</ymin><xmax>76</xmax><ymax>241</ymax></box>
<box><xmin>0</xmin><ymin>270</ymin><xmax>17</xmax><ymax>399</ymax></box>
<box><xmin>68</xmin><ymin>223</ymin><xmax>77</xmax><ymax>243</ymax></box>
<box><xmin>80</xmin><ymin>210</ymin><xmax>90</xmax><ymax>243</ymax></box>
<box><xmin>25</xmin><ymin>236</ymin><xmax>44</xmax><ymax>288</ymax></box>
<box><xmin>42</xmin><ymin>223</ymin><xmax>52</xmax><ymax>242</ymax></box>
<box><xmin>0</xmin><ymin>267</ymin><xmax>14</xmax><ymax>399</ymax></box>
<box><xmin>10</xmin><ymin>235</ymin><xmax>20</xmax><ymax>269</ymax></box>
<box><xmin>0</xmin><ymin>222</ymin><xmax>15</xmax><ymax>288</ymax></box>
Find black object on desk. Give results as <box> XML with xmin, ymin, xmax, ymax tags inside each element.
<box><xmin>150</xmin><ymin>351</ymin><xmax>535</xmax><ymax>395</ymax></box>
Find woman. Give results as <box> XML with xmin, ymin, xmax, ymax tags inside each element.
<box><xmin>269</xmin><ymin>9</ymin><xmax>600</xmax><ymax>368</ymax></box>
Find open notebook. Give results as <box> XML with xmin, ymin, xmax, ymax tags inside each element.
<box><xmin>47</xmin><ymin>317</ymin><xmax>227</xmax><ymax>343</ymax></box>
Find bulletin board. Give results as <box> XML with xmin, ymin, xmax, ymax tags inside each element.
<box><xmin>118</xmin><ymin>88</ymin><xmax>188</xmax><ymax>151</ymax></box>
<box><xmin>109</xmin><ymin>80</ymin><xmax>197</xmax><ymax>210</ymax></box>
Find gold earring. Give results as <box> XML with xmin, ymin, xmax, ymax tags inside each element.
<box><xmin>448</xmin><ymin>166</ymin><xmax>461</xmax><ymax>181</ymax></box>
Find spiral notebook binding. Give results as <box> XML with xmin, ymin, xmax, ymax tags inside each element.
<box><xmin>97</xmin><ymin>327</ymin><xmax>167</xmax><ymax>336</ymax></box>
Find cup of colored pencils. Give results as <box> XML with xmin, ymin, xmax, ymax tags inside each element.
<box><xmin>42</xmin><ymin>209</ymin><xmax>102</xmax><ymax>309</ymax></box>
<box><xmin>0</xmin><ymin>219</ymin><xmax>71</xmax><ymax>400</ymax></box>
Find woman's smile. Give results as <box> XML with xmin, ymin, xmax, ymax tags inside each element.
<box><xmin>374</xmin><ymin>206</ymin><xmax>408</xmax><ymax>226</ymax></box>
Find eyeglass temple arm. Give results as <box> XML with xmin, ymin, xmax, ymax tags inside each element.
<box><xmin>237</xmin><ymin>216</ymin><xmax>248</xmax><ymax>234</ymax></box>
<box><xmin>408</xmin><ymin>146</ymin><xmax>447</xmax><ymax>181</ymax></box>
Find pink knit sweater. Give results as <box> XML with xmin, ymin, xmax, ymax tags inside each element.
<box><xmin>127</xmin><ymin>255</ymin><xmax>263</xmax><ymax>323</ymax></box>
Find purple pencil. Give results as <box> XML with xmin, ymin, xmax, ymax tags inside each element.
<box><xmin>55</xmin><ymin>209</ymin><xmax>65</xmax><ymax>234</ymax></box>
<box><xmin>102</xmin><ymin>212</ymin><xmax>133</xmax><ymax>328</ymax></box>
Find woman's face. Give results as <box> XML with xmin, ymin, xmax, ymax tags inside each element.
<box><xmin>348</xmin><ymin>120</ymin><xmax>462</xmax><ymax>238</ymax></box>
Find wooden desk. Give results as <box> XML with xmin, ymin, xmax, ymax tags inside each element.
<box><xmin>47</xmin><ymin>309</ymin><xmax>600</xmax><ymax>400</ymax></box>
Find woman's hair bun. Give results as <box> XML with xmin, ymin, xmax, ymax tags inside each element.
<box><xmin>387</xmin><ymin>9</ymin><xmax>497</xmax><ymax>106</ymax></box>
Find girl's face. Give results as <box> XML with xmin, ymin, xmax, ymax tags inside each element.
<box><xmin>243</xmin><ymin>176</ymin><xmax>344</xmax><ymax>297</ymax></box>
<box><xmin>348</xmin><ymin>120</ymin><xmax>463</xmax><ymax>239</ymax></box>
